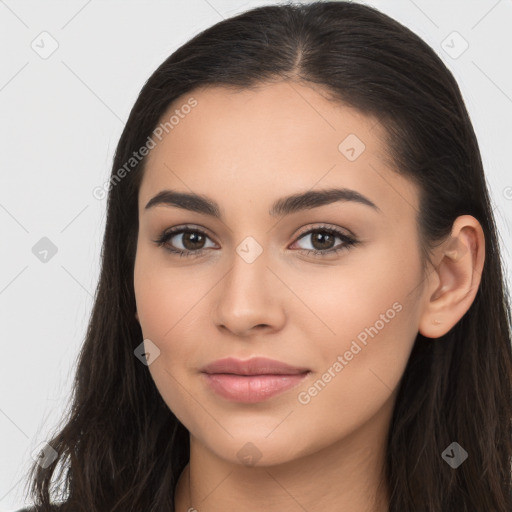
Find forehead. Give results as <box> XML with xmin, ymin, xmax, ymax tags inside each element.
<box><xmin>145</xmin><ymin>81</ymin><xmax>383</xmax><ymax>169</ymax></box>
<box><xmin>138</xmin><ymin>81</ymin><xmax>419</xmax><ymax>222</ymax></box>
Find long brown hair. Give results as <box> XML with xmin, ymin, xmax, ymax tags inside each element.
<box><xmin>24</xmin><ymin>2</ymin><xmax>512</xmax><ymax>510</ymax></box>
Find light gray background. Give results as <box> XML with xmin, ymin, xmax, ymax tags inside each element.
<box><xmin>1</xmin><ymin>0</ymin><xmax>511</xmax><ymax>510</ymax></box>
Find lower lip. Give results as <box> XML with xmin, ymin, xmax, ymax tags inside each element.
<box><xmin>202</xmin><ymin>372</ymin><xmax>310</xmax><ymax>403</ymax></box>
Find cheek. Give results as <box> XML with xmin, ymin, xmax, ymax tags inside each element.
<box><xmin>296</xmin><ymin>242</ymin><xmax>422</xmax><ymax>396</ymax></box>
<box><xmin>303</xmin><ymin>244</ymin><xmax>419</xmax><ymax>347</ymax></box>
<box><xmin>134</xmin><ymin>246</ymin><xmax>207</xmax><ymax>340</ymax></box>
<box><xmin>133</xmin><ymin>259</ymin><xmax>201</xmax><ymax>420</ymax></box>
<box><xmin>133</xmin><ymin>251</ymin><xmax>211</xmax><ymax>402</ymax></box>
<box><xmin>289</xmin><ymin>299</ymin><xmax>418</xmax><ymax>455</ymax></box>
<box><xmin>296</xmin><ymin>299</ymin><xmax>417</xmax><ymax>448</ymax></box>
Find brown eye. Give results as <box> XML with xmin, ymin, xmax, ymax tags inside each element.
<box><xmin>178</xmin><ymin>231</ymin><xmax>207</xmax><ymax>251</ymax></box>
<box><xmin>154</xmin><ymin>224</ymin><xmax>358</xmax><ymax>259</ymax></box>
<box><xmin>307</xmin><ymin>230</ymin><xmax>336</xmax><ymax>251</ymax></box>
<box><xmin>154</xmin><ymin>226</ymin><xmax>216</xmax><ymax>257</ymax></box>
<box><xmin>292</xmin><ymin>226</ymin><xmax>358</xmax><ymax>257</ymax></box>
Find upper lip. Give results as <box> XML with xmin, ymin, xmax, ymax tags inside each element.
<box><xmin>201</xmin><ymin>357</ymin><xmax>310</xmax><ymax>376</ymax></box>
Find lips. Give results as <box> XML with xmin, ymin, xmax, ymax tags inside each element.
<box><xmin>201</xmin><ymin>356</ymin><xmax>310</xmax><ymax>376</ymax></box>
<box><xmin>200</xmin><ymin>357</ymin><xmax>311</xmax><ymax>403</ymax></box>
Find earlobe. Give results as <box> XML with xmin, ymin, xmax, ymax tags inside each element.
<box><xmin>418</xmin><ymin>215</ymin><xmax>485</xmax><ymax>339</ymax></box>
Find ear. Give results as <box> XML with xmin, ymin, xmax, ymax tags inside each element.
<box><xmin>418</xmin><ymin>215</ymin><xmax>485</xmax><ymax>339</ymax></box>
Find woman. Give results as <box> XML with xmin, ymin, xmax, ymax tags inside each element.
<box><xmin>20</xmin><ymin>1</ymin><xmax>512</xmax><ymax>511</ymax></box>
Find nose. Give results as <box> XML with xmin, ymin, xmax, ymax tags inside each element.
<box><xmin>212</xmin><ymin>250</ymin><xmax>286</xmax><ymax>338</ymax></box>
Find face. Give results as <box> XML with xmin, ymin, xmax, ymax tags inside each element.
<box><xmin>133</xmin><ymin>81</ymin><xmax>427</xmax><ymax>467</ymax></box>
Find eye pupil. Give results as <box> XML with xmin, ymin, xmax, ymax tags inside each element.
<box><xmin>183</xmin><ymin>232</ymin><xmax>205</xmax><ymax>250</ymax></box>
<box><xmin>311</xmin><ymin>231</ymin><xmax>335</xmax><ymax>250</ymax></box>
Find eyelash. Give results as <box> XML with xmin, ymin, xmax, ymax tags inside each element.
<box><xmin>153</xmin><ymin>224</ymin><xmax>358</xmax><ymax>259</ymax></box>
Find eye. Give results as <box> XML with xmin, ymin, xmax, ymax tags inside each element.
<box><xmin>153</xmin><ymin>224</ymin><xmax>359</xmax><ymax>258</ymax></box>
<box><xmin>290</xmin><ymin>224</ymin><xmax>358</xmax><ymax>257</ymax></box>
<box><xmin>153</xmin><ymin>225</ymin><xmax>216</xmax><ymax>258</ymax></box>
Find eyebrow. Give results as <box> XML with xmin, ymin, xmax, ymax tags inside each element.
<box><xmin>144</xmin><ymin>187</ymin><xmax>381</xmax><ymax>218</ymax></box>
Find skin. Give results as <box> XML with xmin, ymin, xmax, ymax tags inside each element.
<box><xmin>133</xmin><ymin>81</ymin><xmax>485</xmax><ymax>512</ymax></box>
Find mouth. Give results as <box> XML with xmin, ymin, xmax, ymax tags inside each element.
<box><xmin>201</xmin><ymin>356</ymin><xmax>310</xmax><ymax>376</ymax></box>
<box><xmin>200</xmin><ymin>357</ymin><xmax>311</xmax><ymax>403</ymax></box>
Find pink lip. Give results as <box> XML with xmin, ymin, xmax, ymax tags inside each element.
<box><xmin>201</xmin><ymin>357</ymin><xmax>311</xmax><ymax>403</ymax></box>
<box><xmin>201</xmin><ymin>356</ymin><xmax>310</xmax><ymax>376</ymax></box>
